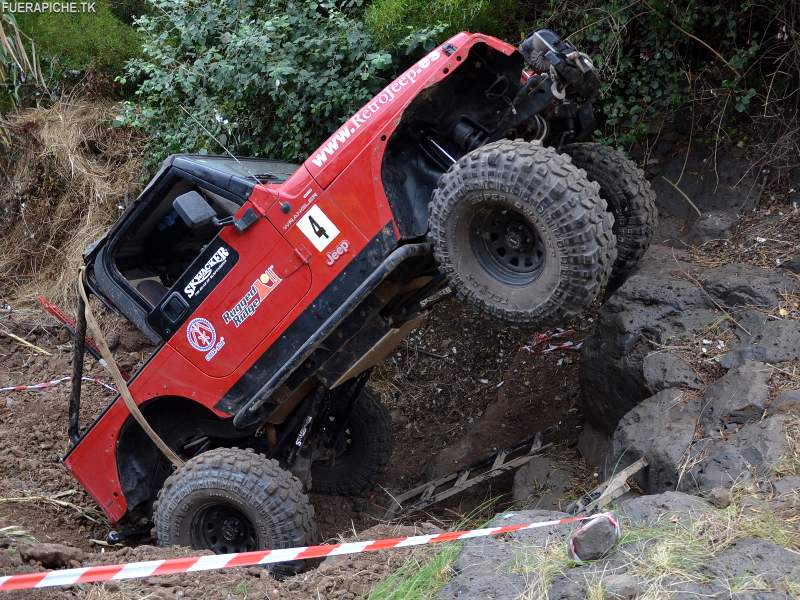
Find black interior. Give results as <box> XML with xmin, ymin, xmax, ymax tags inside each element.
<box><xmin>114</xmin><ymin>180</ymin><xmax>231</xmax><ymax>305</ymax></box>
<box><xmin>112</xmin><ymin>156</ymin><xmax>299</xmax><ymax>309</ymax></box>
<box><xmin>381</xmin><ymin>43</ymin><xmax>525</xmax><ymax>240</ymax></box>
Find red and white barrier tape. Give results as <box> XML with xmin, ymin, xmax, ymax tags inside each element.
<box><xmin>0</xmin><ymin>376</ymin><xmax>116</xmax><ymax>394</ymax></box>
<box><xmin>0</xmin><ymin>513</ymin><xmax>615</xmax><ymax>591</ymax></box>
<box><xmin>521</xmin><ymin>328</ymin><xmax>583</xmax><ymax>355</ymax></box>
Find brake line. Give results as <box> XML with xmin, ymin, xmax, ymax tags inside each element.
<box><xmin>76</xmin><ymin>268</ymin><xmax>185</xmax><ymax>467</ymax></box>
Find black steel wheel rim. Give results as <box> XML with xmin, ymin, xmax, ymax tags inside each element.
<box><xmin>470</xmin><ymin>205</ymin><xmax>546</xmax><ymax>285</ymax></box>
<box><xmin>191</xmin><ymin>504</ymin><xmax>257</xmax><ymax>554</ymax></box>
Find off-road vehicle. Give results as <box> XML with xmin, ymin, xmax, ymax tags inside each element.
<box><xmin>64</xmin><ymin>29</ymin><xmax>656</xmax><ymax>568</ymax></box>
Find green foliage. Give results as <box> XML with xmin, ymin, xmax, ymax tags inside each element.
<box><xmin>364</xmin><ymin>0</ymin><xmax>795</xmax><ymax>147</ymax></box>
<box><xmin>14</xmin><ymin>1</ymin><xmax>141</xmax><ymax>77</ymax></box>
<box><xmin>364</xmin><ymin>0</ymin><xmax>516</xmax><ymax>49</ymax></box>
<box><xmin>106</xmin><ymin>0</ymin><xmax>149</xmax><ymax>24</ymax></box>
<box><xmin>0</xmin><ymin>12</ymin><xmax>46</xmax><ymax>110</ymax></box>
<box><xmin>121</xmin><ymin>0</ymin><xmax>394</xmax><ymax>165</ymax></box>
<box><xmin>538</xmin><ymin>0</ymin><xmax>789</xmax><ymax>146</ymax></box>
<box><xmin>367</xmin><ymin>543</ymin><xmax>462</xmax><ymax>600</ymax></box>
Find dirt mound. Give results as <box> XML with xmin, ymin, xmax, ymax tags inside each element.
<box><xmin>0</xmin><ymin>100</ymin><xmax>143</xmax><ymax>318</ymax></box>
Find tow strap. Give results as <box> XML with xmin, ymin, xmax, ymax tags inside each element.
<box><xmin>76</xmin><ymin>268</ymin><xmax>184</xmax><ymax>467</ymax></box>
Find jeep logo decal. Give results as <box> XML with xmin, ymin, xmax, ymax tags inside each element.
<box><xmin>325</xmin><ymin>240</ymin><xmax>350</xmax><ymax>266</ymax></box>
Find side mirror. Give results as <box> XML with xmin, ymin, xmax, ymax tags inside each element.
<box><xmin>173</xmin><ymin>191</ymin><xmax>216</xmax><ymax>229</ymax></box>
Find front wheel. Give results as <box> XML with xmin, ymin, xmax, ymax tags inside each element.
<box><xmin>153</xmin><ymin>448</ymin><xmax>317</xmax><ymax>577</ymax></box>
<box><xmin>429</xmin><ymin>139</ymin><xmax>616</xmax><ymax>327</ymax></box>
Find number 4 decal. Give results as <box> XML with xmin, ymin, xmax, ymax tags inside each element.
<box><xmin>296</xmin><ymin>204</ymin><xmax>340</xmax><ymax>251</ymax></box>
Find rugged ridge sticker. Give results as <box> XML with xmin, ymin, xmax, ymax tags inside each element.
<box><xmin>222</xmin><ymin>266</ymin><xmax>283</xmax><ymax>328</ymax></box>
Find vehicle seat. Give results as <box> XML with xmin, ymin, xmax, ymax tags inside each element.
<box><xmin>137</xmin><ymin>279</ymin><xmax>168</xmax><ymax>307</ymax></box>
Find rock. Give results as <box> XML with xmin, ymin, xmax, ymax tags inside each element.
<box><xmin>436</xmin><ymin>510</ymin><xmax>569</xmax><ymax>600</ymax></box>
<box><xmin>701</xmin><ymin>263</ymin><xmax>796</xmax><ymax>308</ymax></box>
<box><xmin>568</xmin><ymin>516</ymin><xmax>618</xmax><ymax>561</ymax></box>
<box><xmin>699</xmin><ymin>361</ymin><xmax>770</xmax><ymax>432</ymax></box>
<box><xmin>388</xmin><ymin>408</ymin><xmax>407</xmax><ymax>427</ymax></box>
<box><xmin>720</xmin><ymin>320</ymin><xmax>800</xmax><ymax>368</ymax></box>
<box><xmin>611</xmin><ymin>389</ymin><xmax>701</xmax><ymax>492</ymax></box>
<box><xmin>18</xmin><ymin>542</ymin><xmax>85</xmax><ymax>569</ymax></box>
<box><xmin>580</xmin><ymin>246</ymin><xmax>716</xmax><ymax>432</ymax></box>
<box><xmin>642</xmin><ymin>351</ymin><xmax>702</xmax><ymax>393</ymax></box>
<box><xmin>778</xmin><ymin>255</ymin><xmax>800</xmax><ymax>273</ymax></box>
<box><xmin>706</xmin><ymin>486</ymin><xmax>731</xmax><ymax>508</ymax></box>
<box><xmin>771</xmin><ymin>475</ymin><xmax>800</xmax><ymax>495</ymax></box>
<box><xmin>688</xmin><ymin>415</ymin><xmax>790</xmax><ymax>492</ymax></box>
<box><xmin>106</xmin><ymin>331</ymin><xmax>120</xmax><ymax>350</ymax></box>
<box><xmin>767</xmin><ymin>389</ymin><xmax>800</xmax><ymax>416</ymax></box>
<box><xmin>686</xmin><ymin>210</ymin><xmax>738</xmax><ymax>244</ymax></box>
<box><xmin>620</xmin><ymin>491</ymin><xmax>713</xmax><ymax>527</ymax></box>
<box><xmin>512</xmin><ymin>457</ymin><xmax>573</xmax><ymax>510</ymax></box>
<box><xmin>602</xmin><ymin>574</ymin><xmax>642</xmax><ymax>599</ymax></box>
<box><xmin>702</xmin><ymin>538</ymin><xmax>800</xmax><ymax>591</ymax></box>
<box><xmin>576</xmin><ymin>422</ymin><xmax>612</xmax><ymax>472</ymax></box>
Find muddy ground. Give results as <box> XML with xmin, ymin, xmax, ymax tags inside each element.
<box><xmin>0</xmin><ymin>297</ymin><xmax>592</xmax><ymax>598</ymax></box>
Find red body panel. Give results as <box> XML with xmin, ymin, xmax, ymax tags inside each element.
<box><xmin>63</xmin><ymin>32</ymin><xmax>519</xmax><ymax>522</ymax></box>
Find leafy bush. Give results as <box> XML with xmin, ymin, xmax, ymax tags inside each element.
<box><xmin>121</xmin><ymin>0</ymin><xmax>394</xmax><ymax>165</ymax></box>
<box><xmin>14</xmin><ymin>0</ymin><xmax>141</xmax><ymax>77</ymax></box>
<box><xmin>538</xmin><ymin>0</ymin><xmax>785</xmax><ymax>146</ymax></box>
<box><xmin>364</xmin><ymin>0</ymin><xmax>518</xmax><ymax>49</ymax></box>
<box><xmin>364</xmin><ymin>0</ymin><xmax>798</xmax><ymax>149</ymax></box>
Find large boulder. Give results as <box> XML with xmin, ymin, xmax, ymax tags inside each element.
<box><xmin>698</xmin><ymin>361</ymin><xmax>770</xmax><ymax>433</ymax></box>
<box><xmin>610</xmin><ymin>389</ymin><xmax>701</xmax><ymax>491</ymax></box>
<box><xmin>581</xmin><ymin>245</ymin><xmax>799</xmax><ymax>434</ymax></box>
<box><xmin>685</xmin><ymin>415</ymin><xmax>791</xmax><ymax>492</ymax></box>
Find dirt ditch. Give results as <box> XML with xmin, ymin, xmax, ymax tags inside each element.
<box><xmin>0</xmin><ymin>297</ymin><xmax>593</xmax><ymax>598</ymax></box>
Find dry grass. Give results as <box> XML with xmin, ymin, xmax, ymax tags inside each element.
<box><xmin>0</xmin><ymin>100</ymin><xmax>144</xmax><ymax>319</ymax></box>
<box><xmin>0</xmin><ymin>489</ymin><xmax>107</xmax><ymax>525</ymax></box>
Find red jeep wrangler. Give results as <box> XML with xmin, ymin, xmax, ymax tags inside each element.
<box><xmin>64</xmin><ymin>30</ymin><xmax>655</xmax><ymax>569</ymax></box>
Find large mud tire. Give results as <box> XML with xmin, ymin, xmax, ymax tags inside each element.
<box><xmin>562</xmin><ymin>142</ymin><xmax>657</xmax><ymax>288</ymax></box>
<box><xmin>153</xmin><ymin>448</ymin><xmax>317</xmax><ymax>577</ymax></box>
<box><xmin>311</xmin><ymin>389</ymin><xmax>393</xmax><ymax>496</ymax></box>
<box><xmin>429</xmin><ymin>140</ymin><xmax>616</xmax><ymax>327</ymax></box>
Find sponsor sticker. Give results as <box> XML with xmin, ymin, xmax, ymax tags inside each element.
<box><xmin>296</xmin><ymin>204</ymin><xmax>340</xmax><ymax>252</ymax></box>
<box><xmin>325</xmin><ymin>239</ymin><xmax>350</xmax><ymax>266</ymax></box>
<box><xmin>204</xmin><ymin>337</ymin><xmax>226</xmax><ymax>362</ymax></box>
<box><xmin>310</xmin><ymin>48</ymin><xmax>442</xmax><ymax>168</ymax></box>
<box><xmin>186</xmin><ymin>318</ymin><xmax>216</xmax><ymax>352</ymax></box>
<box><xmin>222</xmin><ymin>266</ymin><xmax>283</xmax><ymax>328</ymax></box>
<box><xmin>184</xmin><ymin>247</ymin><xmax>230</xmax><ymax>299</ymax></box>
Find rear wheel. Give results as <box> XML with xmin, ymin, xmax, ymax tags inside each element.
<box><xmin>561</xmin><ymin>142</ymin><xmax>657</xmax><ymax>288</ymax></box>
<box><xmin>429</xmin><ymin>139</ymin><xmax>616</xmax><ymax>327</ymax></box>
<box><xmin>153</xmin><ymin>448</ymin><xmax>317</xmax><ymax>576</ymax></box>
<box><xmin>311</xmin><ymin>389</ymin><xmax>393</xmax><ymax>496</ymax></box>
